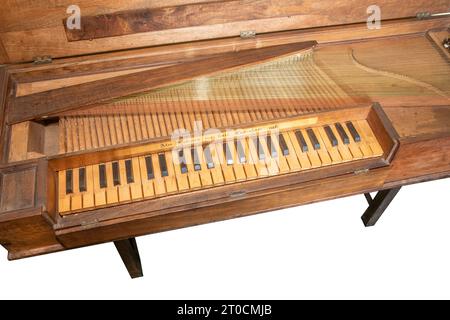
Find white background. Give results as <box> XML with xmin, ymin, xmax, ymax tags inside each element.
<box><xmin>0</xmin><ymin>178</ymin><xmax>449</xmax><ymax>300</ymax></box>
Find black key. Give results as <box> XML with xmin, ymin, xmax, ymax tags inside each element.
<box><xmin>335</xmin><ymin>123</ymin><xmax>350</xmax><ymax>145</ymax></box>
<box><xmin>158</xmin><ymin>154</ymin><xmax>169</xmax><ymax>177</ymax></box>
<box><xmin>324</xmin><ymin>125</ymin><xmax>338</xmax><ymax>147</ymax></box>
<box><xmin>204</xmin><ymin>146</ymin><xmax>214</xmax><ymax>169</ymax></box>
<box><xmin>254</xmin><ymin>137</ymin><xmax>265</xmax><ymax>160</ymax></box>
<box><xmin>191</xmin><ymin>148</ymin><xmax>201</xmax><ymax>171</ymax></box>
<box><xmin>279</xmin><ymin>134</ymin><xmax>289</xmax><ymax>156</ymax></box>
<box><xmin>295</xmin><ymin>130</ymin><xmax>308</xmax><ymax>152</ymax></box>
<box><xmin>236</xmin><ymin>140</ymin><xmax>246</xmax><ymax>163</ymax></box>
<box><xmin>65</xmin><ymin>169</ymin><xmax>73</xmax><ymax>194</ymax></box>
<box><xmin>178</xmin><ymin>150</ymin><xmax>188</xmax><ymax>174</ymax></box>
<box><xmin>346</xmin><ymin>121</ymin><xmax>361</xmax><ymax>142</ymax></box>
<box><xmin>224</xmin><ymin>142</ymin><xmax>233</xmax><ymax>165</ymax></box>
<box><xmin>145</xmin><ymin>156</ymin><xmax>154</xmax><ymax>180</ymax></box>
<box><xmin>99</xmin><ymin>164</ymin><xmax>107</xmax><ymax>188</ymax></box>
<box><xmin>307</xmin><ymin>128</ymin><xmax>320</xmax><ymax>150</ymax></box>
<box><xmin>112</xmin><ymin>161</ymin><xmax>120</xmax><ymax>186</ymax></box>
<box><xmin>267</xmin><ymin>135</ymin><xmax>278</xmax><ymax>158</ymax></box>
<box><xmin>125</xmin><ymin>159</ymin><xmax>134</xmax><ymax>183</ymax></box>
<box><xmin>79</xmin><ymin>167</ymin><xmax>87</xmax><ymax>192</ymax></box>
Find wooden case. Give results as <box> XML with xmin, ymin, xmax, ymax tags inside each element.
<box><xmin>0</xmin><ymin>1</ymin><xmax>449</xmax><ymax>260</ymax></box>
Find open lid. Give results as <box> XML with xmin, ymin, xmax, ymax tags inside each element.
<box><xmin>0</xmin><ymin>0</ymin><xmax>448</xmax><ymax>64</ymax></box>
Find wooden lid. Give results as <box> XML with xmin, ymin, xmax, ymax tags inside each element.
<box><xmin>0</xmin><ymin>0</ymin><xmax>447</xmax><ymax>64</ymax></box>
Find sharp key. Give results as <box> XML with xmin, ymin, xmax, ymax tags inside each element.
<box><xmin>205</xmin><ymin>144</ymin><xmax>224</xmax><ymax>185</ymax></box>
<box><xmin>125</xmin><ymin>159</ymin><xmax>134</xmax><ymax>184</ymax></box>
<box><xmin>58</xmin><ymin>171</ymin><xmax>71</xmax><ymax>214</ymax></box>
<box><xmin>306</xmin><ymin>128</ymin><xmax>321</xmax><ymax>150</ymax></box>
<box><xmin>82</xmin><ymin>166</ymin><xmax>95</xmax><ymax>209</ymax></box>
<box><xmin>256</xmin><ymin>136</ymin><xmax>266</xmax><ymax>161</ymax></box>
<box><xmin>195</xmin><ymin>145</ymin><xmax>213</xmax><ymax>187</ymax></box>
<box><xmin>267</xmin><ymin>135</ymin><xmax>278</xmax><ymax>158</ymax></box>
<box><xmin>300</xmin><ymin>129</ymin><xmax>321</xmax><ymax>168</ymax></box>
<box><xmin>229</xmin><ymin>140</ymin><xmax>246</xmax><ymax>181</ymax></box>
<box><xmin>139</xmin><ymin>156</ymin><xmax>155</xmax><ymax>198</ymax></box>
<box><xmin>224</xmin><ymin>142</ymin><xmax>234</xmax><ymax>166</ymax></box>
<box><xmin>152</xmin><ymin>154</ymin><xmax>167</xmax><ymax>196</ymax></box>
<box><xmin>184</xmin><ymin>147</ymin><xmax>202</xmax><ymax>189</ymax></box>
<box><xmin>163</xmin><ymin>151</ymin><xmax>178</xmax><ymax>193</ymax></box>
<box><xmin>239</xmin><ymin>139</ymin><xmax>257</xmax><ymax>179</ymax></box>
<box><xmin>351</xmin><ymin>121</ymin><xmax>374</xmax><ymax>158</ymax></box>
<box><xmin>106</xmin><ymin>162</ymin><xmax>120</xmax><ymax>203</ymax></box>
<box><xmin>295</xmin><ymin>130</ymin><xmax>309</xmax><ymax>153</ymax></box>
<box><xmin>287</xmin><ymin>131</ymin><xmax>311</xmax><ymax>170</ymax></box>
<box><xmin>204</xmin><ymin>145</ymin><xmax>215</xmax><ymax>169</ymax></box>
<box><xmin>158</xmin><ymin>153</ymin><xmax>169</xmax><ymax>177</ymax></box>
<box><xmin>357</xmin><ymin>120</ymin><xmax>384</xmax><ymax>156</ymax></box>
<box><xmin>93</xmin><ymin>164</ymin><xmax>107</xmax><ymax>206</ymax></box>
<box><xmin>236</xmin><ymin>139</ymin><xmax>247</xmax><ymax>164</ymax></box>
<box><xmin>145</xmin><ymin>155</ymin><xmax>154</xmax><ymax>180</ymax></box>
<box><xmin>335</xmin><ymin>123</ymin><xmax>350</xmax><ymax>145</ymax></box>
<box><xmin>174</xmin><ymin>150</ymin><xmax>190</xmax><ymax>191</ymax></box>
<box><xmin>215</xmin><ymin>143</ymin><xmax>235</xmax><ymax>184</ymax></box>
<box><xmin>330</xmin><ymin>125</ymin><xmax>353</xmax><ymax>162</ymax></box>
<box><xmin>278</xmin><ymin>133</ymin><xmax>290</xmax><ymax>156</ymax></box>
<box><xmin>324</xmin><ymin>125</ymin><xmax>338</xmax><ymax>147</ymax></box>
<box><xmin>71</xmin><ymin>168</ymin><xmax>82</xmax><ymax>211</ymax></box>
<box><xmin>346</xmin><ymin>121</ymin><xmax>361</xmax><ymax>142</ymax></box>
<box><xmin>248</xmin><ymin>136</ymin><xmax>269</xmax><ymax>176</ymax></box>
<box><xmin>269</xmin><ymin>134</ymin><xmax>289</xmax><ymax>174</ymax></box>
<box><xmin>341</xmin><ymin>124</ymin><xmax>363</xmax><ymax>159</ymax></box>
<box><xmin>65</xmin><ymin>169</ymin><xmax>73</xmax><ymax>194</ymax></box>
<box><xmin>178</xmin><ymin>149</ymin><xmax>188</xmax><ymax>174</ymax></box>
<box><xmin>129</xmin><ymin>158</ymin><xmax>143</xmax><ymax>200</ymax></box>
<box><xmin>311</xmin><ymin>128</ymin><xmax>332</xmax><ymax>165</ymax></box>
<box><xmin>191</xmin><ymin>147</ymin><xmax>202</xmax><ymax>171</ymax></box>
<box><xmin>317</xmin><ymin>127</ymin><xmax>342</xmax><ymax>164</ymax></box>
<box><xmin>79</xmin><ymin>167</ymin><xmax>87</xmax><ymax>192</ymax></box>
<box><xmin>112</xmin><ymin>161</ymin><xmax>120</xmax><ymax>186</ymax></box>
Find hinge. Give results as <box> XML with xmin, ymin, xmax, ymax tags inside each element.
<box><xmin>240</xmin><ymin>30</ymin><xmax>256</xmax><ymax>39</ymax></box>
<box><xmin>33</xmin><ymin>56</ymin><xmax>52</xmax><ymax>65</ymax></box>
<box><xmin>416</xmin><ymin>12</ymin><xmax>432</xmax><ymax>19</ymax></box>
<box><xmin>354</xmin><ymin>168</ymin><xmax>369</xmax><ymax>175</ymax></box>
<box><xmin>443</xmin><ymin>38</ymin><xmax>450</xmax><ymax>51</ymax></box>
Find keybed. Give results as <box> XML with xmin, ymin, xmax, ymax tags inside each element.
<box><xmin>58</xmin><ymin>120</ymin><xmax>384</xmax><ymax>214</ymax></box>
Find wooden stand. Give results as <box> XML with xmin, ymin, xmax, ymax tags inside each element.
<box><xmin>114</xmin><ymin>238</ymin><xmax>143</xmax><ymax>279</ymax></box>
<box><xmin>361</xmin><ymin>187</ymin><xmax>402</xmax><ymax>227</ymax></box>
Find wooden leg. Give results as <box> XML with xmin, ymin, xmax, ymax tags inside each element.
<box><xmin>114</xmin><ymin>238</ymin><xmax>143</xmax><ymax>278</ymax></box>
<box><xmin>361</xmin><ymin>187</ymin><xmax>401</xmax><ymax>227</ymax></box>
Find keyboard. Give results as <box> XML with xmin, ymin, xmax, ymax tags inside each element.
<box><xmin>56</xmin><ymin>107</ymin><xmax>388</xmax><ymax>215</ymax></box>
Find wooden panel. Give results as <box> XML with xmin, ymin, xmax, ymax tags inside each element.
<box><xmin>8</xmin><ymin>18</ymin><xmax>448</xmax><ymax>85</ymax></box>
<box><xmin>8</xmin><ymin>42</ymin><xmax>316</xmax><ymax>124</ymax></box>
<box><xmin>0</xmin><ymin>167</ymin><xmax>36</xmax><ymax>213</ymax></box>
<box><xmin>0</xmin><ymin>0</ymin><xmax>448</xmax><ymax>63</ymax></box>
<box><xmin>63</xmin><ymin>0</ymin><xmax>447</xmax><ymax>41</ymax></box>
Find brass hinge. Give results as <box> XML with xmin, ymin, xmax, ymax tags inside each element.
<box><xmin>33</xmin><ymin>56</ymin><xmax>52</xmax><ymax>65</ymax></box>
<box><xmin>443</xmin><ymin>38</ymin><xmax>450</xmax><ymax>51</ymax></box>
<box><xmin>416</xmin><ymin>12</ymin><xmax>432</xmax><ymax>19</ymax></box>
<box><xmin>354</xmin><ymin>168</ymin><xmax>370</xmax><ymax>175</ymax></box>
<box><xmin>240</xmin><ymin>30</ymin><xmax>256</xmax><ymax>39</ymax></box>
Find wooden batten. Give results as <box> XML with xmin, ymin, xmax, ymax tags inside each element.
<box><xmin>0</xmin><ymin>0</ymin><xmax>448</xmax><ymax>64</ymax></box>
